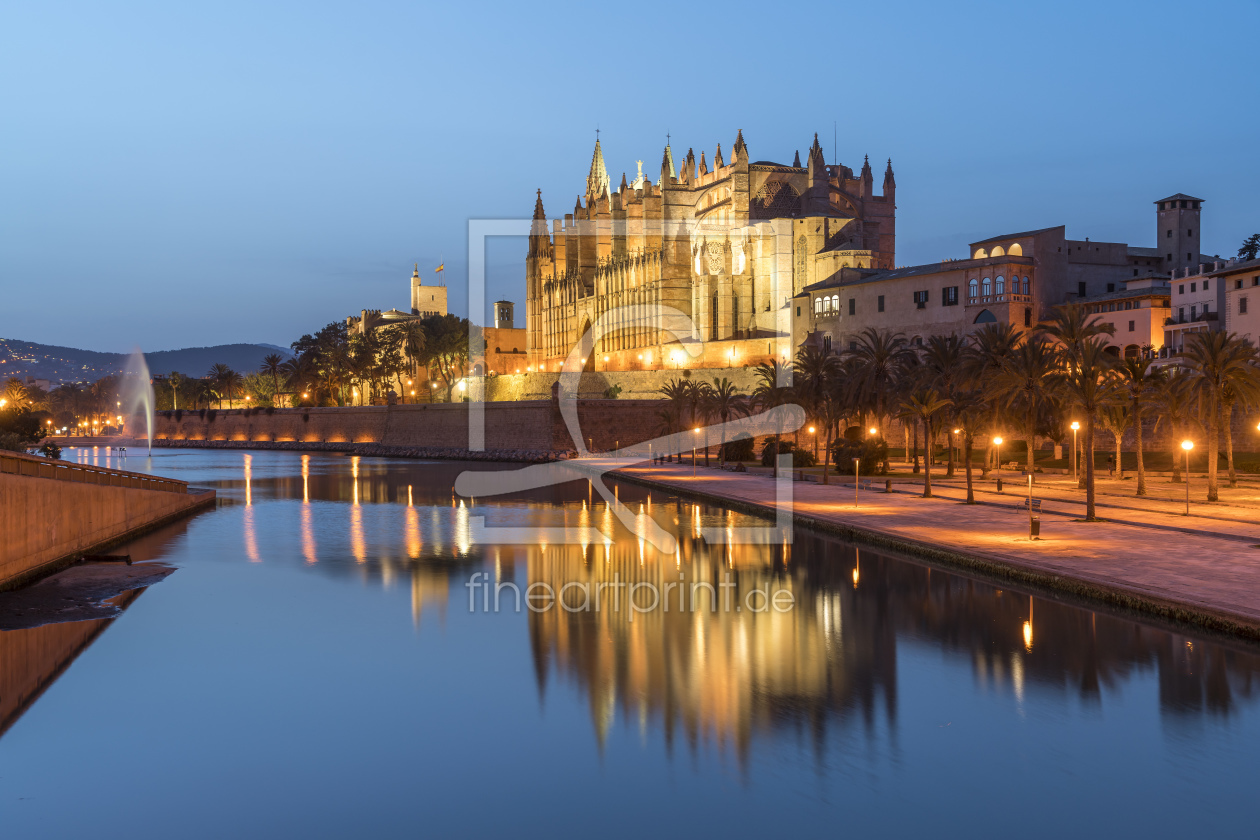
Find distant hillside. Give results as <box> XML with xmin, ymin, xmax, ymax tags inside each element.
<box><xmin>0</xmin><ymin>338</ymin><xmax>292</xmax><ymax>385</ymax></box>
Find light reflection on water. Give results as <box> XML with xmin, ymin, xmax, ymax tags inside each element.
<box><xmin>2</xmin><ymin>448</ymin><xmax>1260</xmax><ymax>838</ymax></box>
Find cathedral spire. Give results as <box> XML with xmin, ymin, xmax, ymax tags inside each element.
<box><xmin>714</xmin><ymin>143</ymin><xmax>724</xmax><ymax>169</ymax></box>
<box><xmin>532</xmin><ymin>188</ymin><xmax>545</xmax><ymax>221</ymax></box>
<box><xmin>698</xmin><ymin>150</ymin><xmax>708</xmax><ymax>176</ymax></box>
<box><xmin>660</xmin><ymin>139</ymin><xmax>676</xmax><ymax>183</ymax></box>
<box><xmin>733</xmin><ymin>129</ymin><xmax>747</xmax><ymax>162</ymax></box>
<box><xmin>884</xmin><ymin>157</ymin><xmax>896</xmax><ymax>187</ymax></box>
<box><xmin>809</xmin><ymin>132</ymin><xmax>825</xmax><ymax>168</ymax></box>
<box><xmin>586</xmin><ymin>136</ymin><xmax>610</xmax><ymax>200</ymax></box>
<box><xmin>861</xmin><ymin>154</ymin><xmax>872</xmax><ymax>178</ymax></box>
<box><xmin>619</xmin><ymin>171</ymin><xmax>628</xmax><ymax>193</ymax></box>
<box><xmin>793</xmin><ymin>149</ymin><xmax>801</xmax><ymax>168</ymax></box>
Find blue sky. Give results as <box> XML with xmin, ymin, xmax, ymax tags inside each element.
<box><xmin>2</xmin><ymin>0</ymin><xmax>1257</xmax><ymax>353</ymax></box>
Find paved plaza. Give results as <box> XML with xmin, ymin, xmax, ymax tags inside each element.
<box><xmin>596</xmin><ymin>458</ymin><xmax>1260</xmax><ymax>635</ymax></box>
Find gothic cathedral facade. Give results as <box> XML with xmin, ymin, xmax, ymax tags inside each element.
<box><xmin>525</xmin><ymin>131</ymin><xmax>896</xmax><ymax>371</ymax></box>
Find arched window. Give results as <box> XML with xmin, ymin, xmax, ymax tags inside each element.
<box><xmin>996</xmin><ymin>275</ymin><xmax>1005</xmax><ymax>295</ymax></box>
<box><xmin>815</xmin><ymin>297</ymin><xmax>823</xmax><ymax>314</ymax></box>
<box><xmin>1022</xmin><ymin>276</ymin><xmax>1030</xmax><ymax>295</ymax></box>
<box><xmin>973</xmin><ymin>309</ymin><xmax>997</xmax><ymax>324</ymax></box>
<box><xmin>974</xmin><ymin>248</ymin><xmax>988</xmax><ymax>259</ymax></box>
<box><xmin>992</xmin><ymin>245</ymin><xmax>1006</xmax><ymax>257</ymax></box>
<box><xmin>969</xmin><ymin>279</ymin><xmax>978</xmax><ymax>299</ymax></box>
<box><xmin>1008</xmin><ymin>242</ymin><xmax>1024</xmax><ymax>256</ymax></box>
<box><xmin>831</xmin><ymin>295</ymin><xmax>840</xmax><ymax>312</ymax></box>
<box><xmin>982</xmin><ymin>277</ymin><xmax>991</xmax><ymax>296</ymax></box>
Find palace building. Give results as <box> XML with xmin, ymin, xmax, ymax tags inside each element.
<box><xmin>525</xmin><ymin>131</ymin><xmax>896</xmax><ymax>372</ymax></box>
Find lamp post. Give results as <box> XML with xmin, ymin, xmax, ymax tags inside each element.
<box><xmin>1182</xmin><ymin>440</ymin><xmax>1194</xmax><ymax>515</ymax></box>
<box><xmin>693</xmin><ymin>427</ymin><xmax>700</xmax><ymax>476</ymax></box>
<box><xmin>1070</xmin><ymin>421</ymin><xmax>1080</xmax><ymax>483</ymax></box>
<box><xmin>853</xmin><ymin>457</ymin><xmax>861</xmax><ymax>507</ymax></box>
<box><xmin>809</xmin><ymin>426</ymin><xmax>817</xmax><ymax>459</ymax></box>
<box><xmin>993</xmin><ymin>436</ymin><xmax>1003</xmax><ymax>472</ymax></box>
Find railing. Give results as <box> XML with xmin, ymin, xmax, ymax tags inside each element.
<box><xmin>0</xmin><ymin>450</ymin><xmax>189</xmax><ymax>493</ymax></box>
<box><xmin>968</xmin><ymin>293</ymin><xmax>1033</xmax><ymax>305</ymax></box>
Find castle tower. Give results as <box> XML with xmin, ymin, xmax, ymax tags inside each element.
<box><xmin>1156</xmin><ymin>193</ymin><xmax>1204</xmax><ymax>273</ymax></box>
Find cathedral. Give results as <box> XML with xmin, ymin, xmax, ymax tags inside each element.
<box><xmin>525</xmin><ymin>131</ymin><xmax>896</xmax><ymax>371</ymax></box>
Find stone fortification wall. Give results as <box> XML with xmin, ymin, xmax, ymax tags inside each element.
<box><xmin>486</xmin><ymin>367</ymin><xmax>760</xmax><ymax>402</ymax></box>
<box><xmin>153</xmin><ymin>400</ymin><xmax>680</xmax><ymax>455</ymax></box>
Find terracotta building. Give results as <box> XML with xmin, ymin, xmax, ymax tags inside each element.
<box><xmin>793</xmin><ymin>197</ymin><xmax>1215</xmax><ymax>356</ymax></box>
<box><xmin>525</xmin><ymin>132</ymin><xmax>896</xmax><ymax>372</ymax></box>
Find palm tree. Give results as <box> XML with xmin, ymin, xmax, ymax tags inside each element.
<box><xmin>1117</xmin><ymin>357</ymin><xmax>1159</xmax><ymax>495</ymax></box>
<box><xmin>752</xmin><ymin>360</ymin><xmax>794</xmax><ymax>475</ymax></box>
<box><xmin>1098</xmin><ymin>403</ymin><xmax>1131</xmax><ymax>479</ymax></box>
<box><xmin>899</xmin><ymin>389</ymin><xmax>953</xmax><ymax>497</ymax></box>
<box><xmin>1181</xmin><ymin>331</ymin><xmax>1260</xmax><ymax>501</ymax></box>
<box><xmin>1152</xmin><ymin>371</ymin><xmax>1195</xmax><ymax>484</ymax></box>
<box><xmin>961</xmin><ymin>322</ymin><xmax>1021</xmax><ymax>474</ymax></box>
<box><xmin>951</xmin><ymin>390</ymin><xmax>988</xmax><ymax>504</ymax></box>
<box><xmin>402</xmin><ymin>321</ymin><xmax>427</xmax><ymax>382</ymax></box>
<box><xmin>206</xmin><ymin>363</ymin><xmax>232</xmax><ymax>408</ymax></box>
<box><xmin>4</xmin><ymin>378</ymin><xmax>30</xmax><ymax>410</ymax></box>
<box><xmin>844</xmin><ymin>328</ymin><xmax>914</xmax><ymax>436</ymax></box>
<box><xmin>992</xmin><ymin>336</ymin><xmax>1057</xmax><ymax>474</ymax></box>
<box><xmin>705</xmin><ymin>377</ymin><xmax>748</xmax><ymax>464</ymax></box>
<box><xmin>168</xmin><ymin>372</ymin><xmax>184</xmax><ymax>411</ymax></box>
<box><xmin>221</xmin><ymin>369</ymin><xmax>244</xmax><ymax>408</ymax></box>
<box><xmin>260</xmin><ymin>354</ymin><xmax>284</xmax><ymax>397</ymax></box>
<box><xmin>921</xmin><ymin>334</ymin><xmax>967</xmax><ymax>476</ymax></box>
<box><xmin>1049</xmin><ymin>337</ymin><xmax>1117</xmax><ymax>520</ymax></box>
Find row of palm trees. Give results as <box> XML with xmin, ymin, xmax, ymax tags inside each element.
<box><xmin>658</xmin><ymin>303</ymin><xmax>1260</xmax><ymax>520</ymax></box>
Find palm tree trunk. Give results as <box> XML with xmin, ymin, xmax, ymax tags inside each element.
<box><xmin>1135</xmin><ymin>403</ymin><xmax>1146</xmax><ymax>496</ymax></box>
<box><xmin>912</xmin><ymin>423</ymin><xmax>920</xmax><ymax>473</ymax></box>
<box><xmin>1225</xmin><ymin>404</ymin><xmax>1237</xmax><ymax>488</ymax></box>
<box><xmin>964</xmin><ymin>437</ymin><xmax>975</xmax><ymax>503</ymax></box>
<box><xmin>922</xmin><ymin>418</ymin><xmax>933</xmax><ymax>497</ymax></box>
<box><xmin>1026</xmin><ymin>405</ymin><xmax>1036</xmax><ymax>475</ymax></box>
<box><xmin>1085</xmin><ymin>417</ymin><xmax>1098</xmax><ymax>520</ymax></box>
<box><xmin>946</xmin><ymin>415</ymin><xmax>956</xmax><ymax>477</ymax></box>
<box><xmin>1207</xmin><ymin>404</ymin><xmax>1220</xmax><ymax>502</ymax></box>
<box><xmin>1171</xmin><ymin>430</ymin><xmax>1182</xmax><ymax>483</ymax></box>
<box><xmin>1114</xmin><ymin>428</ymin><xmax>1123</xmax><ymax>479</ymax></box>
<box><xmin>822</xmin><ymin>428</ymin><xmax>832</xmax><ymax>485</ymax></box>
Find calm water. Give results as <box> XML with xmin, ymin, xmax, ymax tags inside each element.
<box><xmin>2</xmin><ymin>448</ymin><xmax>1258</xmax><ymax>839</ymax></box>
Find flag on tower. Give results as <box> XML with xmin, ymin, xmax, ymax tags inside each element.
<box><xmin>435</xmin><ymin>263</ymin><xmax>444</xmax><ymax>273</ymax></box>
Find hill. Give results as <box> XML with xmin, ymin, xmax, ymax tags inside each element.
<box><xmin>0</xmin><ymin>338</ymin><xmax>292</xmax><ymax>385</ymax></box>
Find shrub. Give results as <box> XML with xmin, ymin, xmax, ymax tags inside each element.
<box><xmin>604</xmin><ymin>384</ymin><xmax>622</xmax><ymax>399</ymax></box>
<box><xmin>830</xmin><ymin>436</ymin><xmax>889</xmax><ymax>475</ymax></box>
<box><xmin>0</xmin><ymin>432</ymin><xmax>29</xmax><ymax>453</ymax></box>
<box><xmin>38</xmin><ymin>442</ymin><xmax>61</xmax><ymax>460</ymax></box>
<box><xmin>720</xmin><ymin>433</ymin><xmax>755</xmax><ymax>462</ymax></box>
<box><xmin>761</xmin><ymin>439</ymin><xmax>816</xmax><ymax>468</ymax></box>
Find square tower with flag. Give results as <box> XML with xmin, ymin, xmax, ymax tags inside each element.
<box><xmin>411</xmin><ymin>262</ymin><xmax>448</xmax><ymax>318</ymax></box>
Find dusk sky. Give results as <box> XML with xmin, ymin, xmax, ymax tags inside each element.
<box><xmin>3</xmin><ymin>0</ymin><xmax>1257</xmax><ymax>354</ymax></box>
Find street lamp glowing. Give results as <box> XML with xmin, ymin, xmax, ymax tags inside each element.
<box><xmin>1070</xmin><ymin>421</ymin><xmax>1080</xmax><ymax>431</ymax></box>
<box><xmin>1182</xmin><ymin>440</ymin><xmax>1194</xmax><ymax>451</ymax></box>
<box><xmin>993</xmin><ymin>436</ymin><xmax>1003</xmax><ymax>445</ymax></box>
<box><xmin>808</xmin><ymin>426</ymin><xmax>816</xmax><ymax>434</ymax></box>
<box><xmin>302</xmin><ymin>392</ymin><xmax>309</xmax><ymax>399</ymax></box>
<box><xmin>952</xmin><ymin>428</ymin><xmax>960</xmax><ymax>434</ymax></box>
<box><xmin>868</xmin><ymin>427</ymin><xmax>878</xmax><ymax>435</ymax></box>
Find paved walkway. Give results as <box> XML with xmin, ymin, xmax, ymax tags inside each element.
<box><xmin>594</xmin><ymin>460</ymin><xmax>1260</xmax><ymax>636</ymax></box>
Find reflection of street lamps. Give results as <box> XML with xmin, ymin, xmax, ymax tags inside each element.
<box><xmin>1070</xmin><ymin>421</ymin><xmax>1080</xmax><ymax>482</ymax></box>
<box><xmin>853</xmin><ymin>457</ymin><xmax>861</xmax><ymax>507</ymax></box>
<box><xmin>1182</xmin><ymin>440</ymin><xmax>1194</xmax><ymax>515</ymax></box>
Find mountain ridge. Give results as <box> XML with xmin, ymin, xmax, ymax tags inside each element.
<box><xmin>0</xmin><ymin>337</ymin><xmax>293</xmax><ymax>385</ymax></box>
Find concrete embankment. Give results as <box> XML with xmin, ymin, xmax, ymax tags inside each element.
<box><xmin>0</xmin><ymin>451</ymin><xmax>215</xmax><ymax>591</ymax></box>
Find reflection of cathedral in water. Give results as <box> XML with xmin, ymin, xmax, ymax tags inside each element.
<box><xmin>527</xmin><ymin>518</ymin><xmax>1260</xmax><ymax>761</ymax></box>
<box><xmin>527</xmin><ymin>501</ymin><xmax>898</xmax><ymax>761</ymax></box>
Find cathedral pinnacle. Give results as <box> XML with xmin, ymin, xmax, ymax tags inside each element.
<box><xmin>714</xmin><ymin>143</ymin><xmax>724</xmax><ymax>169</ymax></box>
<box><xmin>586</xmin><ymin>137</ymin><xmax>610</xmax><ymax>200</ymax></box>
<box><xmin>699</xmin><ymin>150</ymin><xmax>708</xmax><ymax>176</ymax></box>
<box><xmin>793</xmin><ymin>149</ymin><xmax>801</xmax><ymax>167</ymax></box>
<box><xmin>533</xmin><ymin>189</ymin><xmax>545</xmax><ymax>221</ymax></box>
<box><xmin>733</xmin><ymin>129</ymin><xmax>747</xmax><ymax>161</ymax></box>
<box><xmin>884</xmin><ymin>157</ymin><xmax>896</xmax><ymax>185</ymax></box>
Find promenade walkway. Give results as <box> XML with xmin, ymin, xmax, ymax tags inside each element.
<box><xmin>598</xmin><ymin>459</ymin><xmax>1260</xmax><ymax>637</ymax></box>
